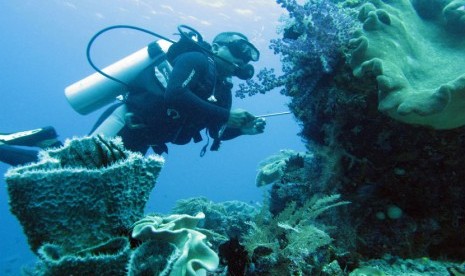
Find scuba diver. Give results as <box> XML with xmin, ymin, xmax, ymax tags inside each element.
<box><xmin>0</xmin><ymin>28</ymin><xmax>266</xmax><ymax>166</ymax></box>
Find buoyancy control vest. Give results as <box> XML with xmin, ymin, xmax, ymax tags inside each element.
<box><xmin>121</xmin><ymin>37</ymin><xmax>224</xmax><ymax>155</ymax></box>
<box><xmin>65</xmin><ymin>25</ymin><xmax>223</xmax><ymax>153</ymax></box>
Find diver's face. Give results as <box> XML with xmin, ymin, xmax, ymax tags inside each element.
<box><xmin>213</xmin><ymin>44</ymin><xmax>246</xmax><ymax>76</ymax></box>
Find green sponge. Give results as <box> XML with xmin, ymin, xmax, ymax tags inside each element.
<box><xmin>5</xmin><ymin>136</ymin><xmax>164</xmax><ymax>253</ymax></box>
<box><xmin>350</xmin><ymin>0</ymin><xmax>465</xmax><ymax>129</ymax></box>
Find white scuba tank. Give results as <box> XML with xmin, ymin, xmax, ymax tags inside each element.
<box><xmin>64</xmin><ymin>39</ymin><xmax>172</xmax><ymax>115</ymax></box>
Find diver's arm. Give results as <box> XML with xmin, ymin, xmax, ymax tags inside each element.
<box><xmin>164</xmin><ymin>52</ymin><xmax>229</xmax><ymax>125</ymax></box>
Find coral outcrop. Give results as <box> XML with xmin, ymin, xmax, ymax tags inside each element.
<box><xmin>255</xmin><ymin>149</ymin><xmax>301</xmax><ymax>187</ymax></box>
<box><xmin>6</xmin><ymin>136</ymin><xmax>164</xmax><ymax>253</ymax></box>
<box><xmin>349</xmin><ymin>0</ymin><xmax>465</xmax><ymax>129</ymax></box>
<box><xmin>236</xmin><ymin>0</ymin><xmax>465</xmax><ymax>272</ymax></box>
<box><xmin>172</xmin><ymin>197</ymin><xmax>258</xmax><ymax>243</ymax></box>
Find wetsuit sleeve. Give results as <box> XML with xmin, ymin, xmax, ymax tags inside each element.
<box><xmin>207</xmin><ymin>83</ymin><xmax>244</xmax><ymax>151</ymax></box>
<box><xmin>164</xmin><ymin>52</ymin><xmax>230</xmax><ymax>125</ymax></box>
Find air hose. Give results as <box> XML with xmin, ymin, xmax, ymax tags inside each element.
<box><xmin>86</xmin><ymin>25</ymin><xmax>175</xmax><ymax>87</ymax></box>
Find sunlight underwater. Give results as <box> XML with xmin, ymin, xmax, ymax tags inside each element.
<box><xmin>5</xmin><ymin>0</ymin><xmax>465</xmax><ymax>275</ymax></box>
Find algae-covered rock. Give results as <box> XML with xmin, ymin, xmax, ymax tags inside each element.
<box><xmin>349</xmin><ymin>0</ymin><xmax>465</xmax><ymax>129</ymax></box>
<box><xmin>5</xmin><ymin>136</ymin><xmax>164</xmax><ymax>253</ymax></box>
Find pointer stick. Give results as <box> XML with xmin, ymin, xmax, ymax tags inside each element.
<box><xmin>257</xmin><ymin>111</ymin><xmax>292</xmax><ymax>118</ymax></box>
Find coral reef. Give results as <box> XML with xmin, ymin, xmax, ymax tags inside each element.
<box><xmin>236</xmin><ymin>0</ymin><xmax>465</xmax><ymax>272</ymax></box>
<box><xmin>172</xmin><ymin>197</ymin><xmax>258</xmax><ymax>243</ymax></box>
<box><xmin>130</xmin><ymin>212</ymin><xmax>219</xmax><ymax>275</ymax></box>
<box><xmin>218</xmin><ymin>238</ymin><xmax>249</xmax><ymax>276</ymax></box>
<box><xmin>243</xmin><ymin>195</ymin><xmax>350</xmax><ymax>275</ymax></box>
<box><xmin>349</xmin><ymin>0</ymin><xmax>465</xmax><ymax>129</ymax></box>
<box><xmin>6</xmin><ymin>136</ymin><xmax>164</xmax><ymax>253</ymax></box>
<box><xmin>235</xmin><ymin>0</ymin><xmax>356</xmax><ymax>99</ymax></box>
<box><xmin>351</xmin><ymin>254</ymin><xmax>458</xmax><ymax>275</ymax></box>
<box><xmin>6</xmin><ymin>137</ymin><xmax>221</xmax><ymax>274</ymax></box>
<box><xmin>256</xmin><ymin>149</ymin><xmax>340</xmax><ymax>215</ymax></box>
<box><xmin>255</xmin><ymin>149</ymin><xmax>301</xmax><ymax>187</ymax></box>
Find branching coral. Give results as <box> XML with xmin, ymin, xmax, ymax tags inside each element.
<box><xmin>349</xmin><ymin>0</ymin><xmax>465</xmax><ymax>129</ymax></box>
<box><xmin>236</xmin><ymin>0</ymin><xmax>356</xmax><ymax>99</ymax></box>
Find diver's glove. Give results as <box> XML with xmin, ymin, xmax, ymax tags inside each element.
<box><xmin>240</xmin><ymin>117</ymin><xmax>266</xmax><ymax>135</ymax></box>
<box><xmin>227</xmin><ymin>108</ymin><xmax>256</xmax><ymax>128</ymax></box>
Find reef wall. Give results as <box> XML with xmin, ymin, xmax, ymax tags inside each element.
<box><xmin>242</xmin><ymin>0</ymin><xmax>465</xmax><ymax>272</ymax></box>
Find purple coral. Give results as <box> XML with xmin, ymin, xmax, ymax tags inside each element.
<box><xmin>236</xmin><ymin>0</ymin><xmax>356</xmax><ymax>99</ymax></box>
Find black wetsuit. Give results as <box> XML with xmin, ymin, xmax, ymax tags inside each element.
<box><xmin>0</xmin><ymin>51</ymin><xmax>241</xmax><ymax>166</ymax></box>
<box><xmin>113</xmin><ymin>51</ymin><xmax>240</xmax><ymax>154</ymax></box>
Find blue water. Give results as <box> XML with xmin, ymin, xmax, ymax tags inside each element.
<box><xmin>0</xmin><ymin>1</ymin><xmax>305</xmax><ymax>274</ymax></box>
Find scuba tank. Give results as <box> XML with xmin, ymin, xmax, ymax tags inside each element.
<box><xmin>65</xmin><ymin>40</ymin><xmax>172</xmax><ymax>115</ymax></box>
<box><xmin>64</xmin><ymin>25</ymin><xmax>176</xmax><ymax>115</ymax></box>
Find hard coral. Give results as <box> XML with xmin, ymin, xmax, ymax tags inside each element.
<box><xmin>349</xmin><ymin>0</ymin><xmax>465</xmax><ymax>129</ymax></box>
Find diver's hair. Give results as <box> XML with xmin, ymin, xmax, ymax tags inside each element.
<box><xmin>213</xmin><ymin>32</ymin><xmax>249</xmax><ymax>44</ymax></box>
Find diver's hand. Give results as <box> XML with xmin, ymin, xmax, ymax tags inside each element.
<box><xmin>241</xmin><ymin>117</ymin><xmax>266</xmax><ymax>135</ymax></box>
<box><xmin>227</xmin><ymin>108</ymin><xmax>256</xmax><ymax>128</ymax></box>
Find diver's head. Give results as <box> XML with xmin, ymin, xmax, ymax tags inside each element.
<box><xmin>211</xmin><ymin>32</ymin><xmax>260</xmax><ymax>80</ymax></box>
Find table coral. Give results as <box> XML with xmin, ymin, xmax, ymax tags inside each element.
<box><xmin>349</xmin><ymin>0</ymin><xmax>465</xmax><ymax>129</ymax></box>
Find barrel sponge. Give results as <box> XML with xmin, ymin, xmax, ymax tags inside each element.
<box><xmin>349</xmin><ymin>0</ymin><xmax>465</xmax><ymax>129</ymax></box>
<box><xmin>129</xmin><ymin>212</ymin><xmax>219</xmax><ymax>275</ymax></box>
<box><xmin>35</xmin><ymin>237</ymin><xmax>130</xmax><ymax>275</ymax></box>
<box><xmin>5</xmin><ymin>136</ymin><xmax>164</xmax><ymax>253</ymax></box>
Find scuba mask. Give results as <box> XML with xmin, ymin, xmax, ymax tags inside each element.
<box><xmin>223</xmin><ymin>39</ymin><xmax>260</xmax><ymax>63</ymax></box>
<box><xmin>218</xmin><ymin>39</ymin><xmax>259</xmax><ymax>80</ymax></box>
<box><xmin>233</xmin><ymin>63</ymin><xmax>254</xmax><ymax>80</ymax></box>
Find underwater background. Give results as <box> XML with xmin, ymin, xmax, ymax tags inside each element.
<box><xmin>2</xmin><ymin>0</ymin><xmax>465</xmax><ymax>275</ymax></box>
<box><xmin>0</xmin><ymin>0</ymin><xmax>305</xmax><ymax>274</ymax></box>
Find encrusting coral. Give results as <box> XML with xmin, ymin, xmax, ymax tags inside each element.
<box><xmin>349</xmin><ymin>0</ymin><xmax>465</xmax><ymax>129</ymax></box>
<box><xmin>5</xmin><ymin>136</ymin><xmax>164</xmax><ymax>253</ymax></box>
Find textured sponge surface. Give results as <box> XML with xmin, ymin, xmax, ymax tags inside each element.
<box><xmin>5</xmin><ymin>136</ymin><xmax>164</xmax><ymax>253</ymax></box>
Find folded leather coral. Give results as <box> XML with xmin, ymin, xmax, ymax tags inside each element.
<box><xmin>130</xmin><ymin>212</ymin><xmax>219</xmax><ymax>276</ymax></box>
<box><xmin>349</xmin><ymin>0</ymin><xmax>465</xmax><ymax>129</ymax></box>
